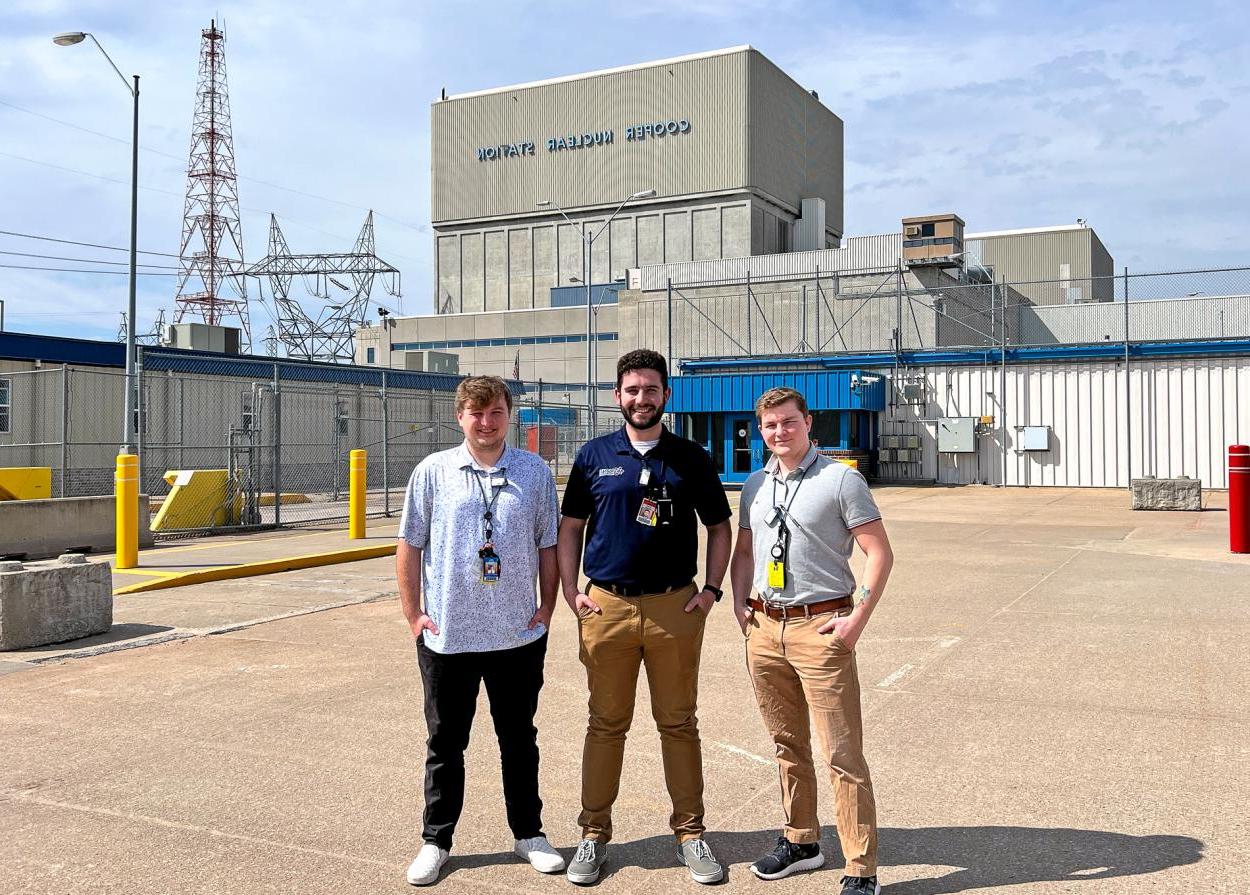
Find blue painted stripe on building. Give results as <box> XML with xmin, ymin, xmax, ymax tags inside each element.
<box><xmin>670</xmin><ymin>370</ymin><xmax>886</xmax><ymax>413</ymax></box>
<box><xmin>393</xmin><ymin>331</ymin><xmax>618</xmax><ymax>352</ymax></box>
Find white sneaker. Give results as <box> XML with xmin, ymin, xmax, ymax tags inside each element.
<box><xmin>406</xmin><ymin>843</ymin><xmax>449</xmax><ymax>886</ymax></box>
<box><xmin>514</xmin><ymin>836</ymin><xmax>566</xmax><ymax>873</ymax></box>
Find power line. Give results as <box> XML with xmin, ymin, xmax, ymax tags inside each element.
<box><xmin>0</xmin><ymin>228</ymin><xmax>179</xmax><ymax>258</ymax></box>
<box><xmin>0</xmin><ymin>97</ymin><xmax>426</xmax><ymax>233</ymax></box>
<box><xmin>0</xmin><ymin>262</ymin><xmax>180</xmax><ymax>276</ymax></box>
<box><xmin>0</xmin><ymin>249</ymin><xmax>179</xmax><ymax>269</ymax></box>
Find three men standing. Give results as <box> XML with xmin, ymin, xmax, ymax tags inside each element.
<box><xmin>397</xmin><ymin>376</ymin><xmax>565</xmax><ymax>885</ymax></box>
<box><xmin>731</xmin><ymin>387</ymin><xmax>894</xmax><ymax>894</ymax></box>
<box><xmin>397</xmin><ymin>368</ymin><xmax>891</xmax><ymax>891</ymax></box>
<box><xmin>557</xmin><ymin>349</ymin><xmax>733</xmax><ymax>885</ymax></box>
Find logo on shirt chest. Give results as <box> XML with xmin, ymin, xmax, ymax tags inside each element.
<box><xmin>598</xmin><ymin>466</ymin><xmax>625</xmax><ymax>477</ymax></box>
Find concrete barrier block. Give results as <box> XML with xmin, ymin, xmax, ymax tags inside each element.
<box><xmin>1131</xmin><ymin>477</ymin><xmax>1203</xmax><ymax>511</ymax></box>
<box><xmin>0</xmin><ymin>495</ymin><xmax>153</xmax><ymax>559</ymax></box>
<box><xmin>0</xmin><ymin>558</ymin><xmax>113</xmax><ymax>650</ymax></box>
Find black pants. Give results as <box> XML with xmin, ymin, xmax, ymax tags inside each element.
<box><xmin>417</xmin><ymin>633</ymin><xmax>548</xmax><ymax>850</ymax></box>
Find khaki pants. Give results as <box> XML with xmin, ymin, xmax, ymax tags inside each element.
<box><xmin>577</xmin><ymin>583</ymin><xmax>706</xmax><ymax>844</ymax></box>
<box><xmin>745</xmin><ymin>609</ymin><xmax>877</xmax><ymax>877</ymax></box>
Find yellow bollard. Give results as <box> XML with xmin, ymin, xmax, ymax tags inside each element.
<box><xmin>115</xmin><ymin>453</ymin><xmax>139</xmax><ymax>569</ymax></box>
<box><xmin>349</xmin><ymin>449</ymin><xmax>367</xmax><ymax>539</ymax></box>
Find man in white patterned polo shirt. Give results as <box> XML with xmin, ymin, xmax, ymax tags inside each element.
<box><xmin>397</xmin><ymin>376</ymin><xmax>564</xmax><ymax>886</ymax></box>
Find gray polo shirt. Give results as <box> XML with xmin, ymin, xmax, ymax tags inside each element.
<box><xmin>740</xmin><ymin>445</ymin><xmax>881</xmax><ymax>607</ymax></box>
<box><xmin>399</xmin><ymin>442</ymin><xmax>558</xmax><ymax>654</ymax></box>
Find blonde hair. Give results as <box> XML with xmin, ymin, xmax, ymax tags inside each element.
<box><xmin>455</xmin><ymin>376</ymin><xmax>513</xmax><ymax>414</ymax></box>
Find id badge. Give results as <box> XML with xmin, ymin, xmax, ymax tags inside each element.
<box><xmin>636</xmin><ymin>497</ymin><xmax>659</xmax><ymax>526</ymax></box>
<box><xmin>480</xmin><ymin>547</ymin><xmax>501</xmax><ymax>584</ymax></box>
<box><xmin>656</xmin><ymin>498</ymin><xmax>673</xmax><ymax>526</ymax></box>
<box><xmin>767</xmin><ymin>560</ymin><xmax>786</xmax><ymax>589</ymax></box>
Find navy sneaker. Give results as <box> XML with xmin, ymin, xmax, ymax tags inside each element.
<box><xmin>840</xmin><ymin>875</ymin><xmax>881</xmax><ymax>894</ymax></box>
<box><xmin>750</xmin><ymin>836</ymin><xmax>825</xmax><ymax>880</ymax></box>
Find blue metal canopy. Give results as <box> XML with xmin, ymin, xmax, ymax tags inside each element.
<box><xmin>669</xmin><ymin>370</ymin><xmax>886</xmax><ymax>413</ymax></box>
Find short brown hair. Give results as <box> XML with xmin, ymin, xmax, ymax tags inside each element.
<box><xmin>755</xmin><ymin>387</ymin><xmax>808</xmax><ymax>420</ymax></box>
<box><xmin>455</xmin><ymin>375</ymin><xmax>513</xmax><ymax>414</ymax></box>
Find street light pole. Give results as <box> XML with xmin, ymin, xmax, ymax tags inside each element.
<box><xmin>536</xmin><ymin>189</ymin><xmax>654</xmax><ymax>437</ymax></box>
<box><xmin>55</xmin><ymin>31</ymin><xmax>140</xmax><ymax>455</ymax></box>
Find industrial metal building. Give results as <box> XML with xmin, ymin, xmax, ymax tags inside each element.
<box><xmin>427</xmin><ymin>45</ymin><xmax>844</xmax><ymax>316</ymax></box>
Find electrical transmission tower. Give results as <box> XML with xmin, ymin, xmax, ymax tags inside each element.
<box><xmin>118</xmin><ymin>309</ymin><xmax>166</xmax><ymax>346</ymax></box>
<box><xmin>244</xmin><ymin>211</ymin><xmax>400</xmax><ymax>363</ymax></box>
<box><xmin>172</xmin><ymin>20</ymin><xmax>250</xmax><ymax>349</ymax></box>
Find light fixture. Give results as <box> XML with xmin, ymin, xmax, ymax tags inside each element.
<box><xmin>52</xmin><ymin>31</ymin><xmax>87</xmax><ymax>46</ymax></box>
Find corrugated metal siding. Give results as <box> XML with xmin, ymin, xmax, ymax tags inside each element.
<box><xmin>639</xmin><ymin>233</ymin><xmax>901</xmax><ymax>290</ymax></box>
<box><xmin>431</xmin><ymin>51</ymin><xmax>752</xmax><ymax>223</ymax></box>
<box><xmin>670</xmin><ymin>370</ymin><xmax>885</xmax><ymax>413</ymax></box>
<box><xmin>882</xmin><ymin>356</ymin><xmax>1250</xmax><ymax>488</ymax></box>
<box><xmin>968</xmin><ymin>229</ymin><xmax>1113</xmax><ymax>306</ymax></box>
<box><xmin>1018</xmin><ymin>294</ymin><xmax>1250</xmax><ymax>345</ymax></box>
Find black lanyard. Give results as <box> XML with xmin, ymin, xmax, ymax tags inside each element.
<box><xmin>470</xmin><ymin>467</ymin><xmax>507</xmax><ymax>543</ymax></box>
<box><xmin>769</xmin><ymin>463</ymin><xmax>810</xmax><ymax>560</ymax></box>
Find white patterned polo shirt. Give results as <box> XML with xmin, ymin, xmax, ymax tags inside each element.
<box><xmin>399</xmin><ymin>442</ymin><xmax>559</xmax><ymax>654</ymax></box>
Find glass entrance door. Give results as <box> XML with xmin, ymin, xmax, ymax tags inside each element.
<box><xmin>724</xmin><ymin>413</ymin><xmax>760</xmax><ymax>484</ymax></box>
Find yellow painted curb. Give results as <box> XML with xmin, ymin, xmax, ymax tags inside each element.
<box><xmin>112</xmin><ymin>543</ymin><xmax>397</xmax><ymax>595</ymax></box>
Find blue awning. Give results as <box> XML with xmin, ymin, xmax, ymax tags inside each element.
<box><xmin>669</xmin><ymin>370</ymin><xmax>886</xmax><ymax>413</ymax></box>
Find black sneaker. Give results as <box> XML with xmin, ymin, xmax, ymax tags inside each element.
<box><xmin>840</xmin><ymin>875</ymin><xmax>881</xmax><ymax>894</ymax></box>
<box><xmin>750</xmin><ymin>836</ymin><xmax>825</xmax><ymax>880</ymax></box>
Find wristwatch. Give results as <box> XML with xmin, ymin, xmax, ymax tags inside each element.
<box><xmin>702</xmin><ymin>584</ymin><xmax>724</xmax><ymax>603</ymax></box>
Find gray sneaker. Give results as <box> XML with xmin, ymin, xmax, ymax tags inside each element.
<box><xmin>678</xmin><ymin>838</ymin><xmax>724</xmax><ymax>884</ymax></box>
<box><xmin>566</xmin><ymin>838</ymin><xmax>608</xmax><ymax>885</ymax></box>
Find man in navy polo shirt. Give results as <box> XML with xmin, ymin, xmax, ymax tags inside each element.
<box><xmin>557</xmin><ymin>348</ymin><xmax>733</xmax><ymax>886</ymax></box>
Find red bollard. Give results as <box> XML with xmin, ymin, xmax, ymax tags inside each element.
<box><xmin>1231</xmin><ymin>445</ymin><xmax>1250</xmax><ymax>554</ymax></box>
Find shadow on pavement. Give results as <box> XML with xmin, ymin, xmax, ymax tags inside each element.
<box><xmin>538</xmin><ymin>825</ymin><xmax>1202</xmax><ymax>890</ymax></box>
<box><xmin>10</xmin><ymin>623</ymin><xmax>174</xmax><ymax>654</ymax></box>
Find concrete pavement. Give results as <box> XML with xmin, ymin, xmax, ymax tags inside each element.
<box><xmin>1</xmin><ymin>486</ymin><xmax>1246</xmax><ymax>893</ymax></box>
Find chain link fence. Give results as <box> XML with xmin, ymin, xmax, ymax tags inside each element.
<box><xmin>632</xmin><ymin>265</ymin><xmax>1250</xmax><ymax>360</ymax></box>
<box><xmin>0</xmin><ymin>353</ymin><xmax>624</xmax><ymax>539</ymax></box>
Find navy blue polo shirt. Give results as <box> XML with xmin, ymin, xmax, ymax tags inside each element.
<box><xmin>561</xmin><ymin>425</ymin><xmax>732</xmax><ymax>590</ymax></box>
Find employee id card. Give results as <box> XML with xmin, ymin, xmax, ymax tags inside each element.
<box><xmin>479</xmin><ymin>544</ymin><xmax>501</xmax><ymax>584</ymax></box>
<box><xmin>636</xmin><ymin>497</ymin><xmax>659</xmax><ymax>526</ymax></box>
<box><xmin>767</xmin><ymin>560</ymin><xmax>786</xmax><ymax>589</ymax></box>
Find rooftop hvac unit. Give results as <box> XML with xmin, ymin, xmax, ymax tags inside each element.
<box><xmin>164</xmin><ymin>322</ymin><xmax>241</xmax><ymax>354</ymax></box>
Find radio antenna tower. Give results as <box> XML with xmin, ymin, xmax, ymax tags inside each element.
<box><xmin>244</xmin><ymin>211</ymin><xmax>401</xmax><ymax>363</ymax></box>
<box><xmin>172</xmin><ymin>19</ymin><xmax>250</xmax><ymax>349</ymax></box>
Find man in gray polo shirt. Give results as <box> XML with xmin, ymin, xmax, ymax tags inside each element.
<box><xmin>730</xmin><ymin>387</ymin><xmax>895</xmax><ymax>895</ymax></box>
<box><xmin>397</xmin><ymin>376</ymin><xmax>564</xmax><ymax>886</ymax></box>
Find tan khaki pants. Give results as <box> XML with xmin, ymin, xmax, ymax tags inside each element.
<box><xmin>745</xmin><ymin>609</ymin><xmax>877</xmax><ymax>877</ymax></box>
<box><xmin>577</xmin><ymin>583</ymin><xmax>706</xmax><ymax>844</ymax></box>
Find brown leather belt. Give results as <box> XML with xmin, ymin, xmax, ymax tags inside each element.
<box><xmin>748</xmin><ymin>595</ymin><xmax>852</xmax><ymax>620</ymax></box>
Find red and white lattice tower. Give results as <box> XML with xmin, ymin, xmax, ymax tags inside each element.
<box><xmin>172</xmin><ymin>20</ymin><xmax>250</xmax><ymax>349</ymax></box>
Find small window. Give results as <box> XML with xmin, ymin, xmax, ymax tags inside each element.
<box><xmin>366</xmin><ymin>347</ymin><xmax>376</xmax><ymax>364</ymax></box>
<box><xmin>0</xmin><ymin>378</ymin><xmax>10</xmax><ymax>433</ymax></box>
<box><xmin>921</xmin><ymin>222</ymin><xmax>936</xmax><ymax>237</ymax></box>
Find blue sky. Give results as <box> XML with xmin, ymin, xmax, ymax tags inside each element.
<box><xmin>1</xmin><ymin>0</ymin><xmax>1244</xmax><ymax>342</ymax></box>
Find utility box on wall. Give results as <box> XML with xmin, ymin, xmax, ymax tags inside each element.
<box><xmin>938</xmin><ymin>417</ymin><xmax>976</xmax><ymax>453</ymax></box>
<box><xmin>1021</xmin><ymin>426</ymin><xmax>1051</xmax><ymax>451</ymax></box>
